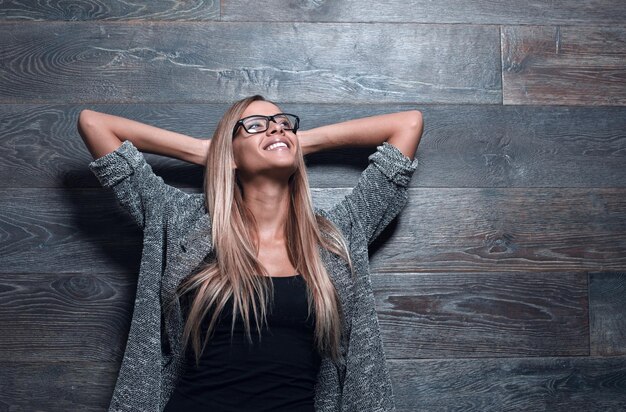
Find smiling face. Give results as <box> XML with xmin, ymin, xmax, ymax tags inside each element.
<box><xmin>231</xmin><ymin>100</ymin><xmax>299</xmax><ymax>182</ymax></box>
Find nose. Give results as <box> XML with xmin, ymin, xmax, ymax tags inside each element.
<box><xmin>267</xmin><ymin>119</ymin><xmax>285</xmax><ymax>134</ymax></box>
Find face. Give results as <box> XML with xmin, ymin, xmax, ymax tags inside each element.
<box><xmin>231</xmin><ymin>100</ymin><xmax>299</xmax><ymax>181</ymax></box>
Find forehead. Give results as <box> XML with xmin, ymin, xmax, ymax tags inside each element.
<box><xmin>241</xmin><ymin>101</ymin><xmax>282</xmax><ymax>118</ymax></box>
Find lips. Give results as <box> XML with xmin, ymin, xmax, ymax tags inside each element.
<box><xmin>263</xmin><ymin>138</ymin><xmax>291</xmax><ymax>150</ymax></box>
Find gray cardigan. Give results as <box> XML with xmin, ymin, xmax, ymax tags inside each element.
<box><xmin>88</xmin><ymin>139</ymin><xmax>418</xmax><ymax>412</ymax></box>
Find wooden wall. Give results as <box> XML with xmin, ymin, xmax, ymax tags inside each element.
<box><xmin>1</xmin><ymin>1</ymin><xmax>626</xmax><ymax>410</ymax></box>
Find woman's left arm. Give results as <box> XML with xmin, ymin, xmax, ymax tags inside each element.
<box><xmin>297</xmin><ymin>110</ymin><xmax>424</xmax><ymax>158</ymax></box>
<box><xmin>299</xmin><ymin>110</ymin><xmax>424</xmax><ymax>245</ymax></box>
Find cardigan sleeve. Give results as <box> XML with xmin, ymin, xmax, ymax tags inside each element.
<box><xmin>325</xmin><ymin>141</ymin><xmax>419</xmax><ymax>245</ymax></box>
<box><xmin>88</xmin><ymin>140</ymin><xmax>191</xmax><ymax>230</ymax></box>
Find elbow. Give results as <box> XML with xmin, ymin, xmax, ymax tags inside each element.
<box><xmin>78</xmin><ymin>109</ymin><xmax>99</xmax><ymax>130</ymax></box>
<box><xmin>77</xmin><ymin>109</ymin><xmax>105</xmax><ymax>142</ymax></box>
<box><xmin>407</xmin><ymin>110</ymin><xmax>423</xmax><ymax>132</ymax></box>
<box><xmin>407</xmin><ymin>110</ymin><xmax>424</xmax><ymax>142</ymax></box>
<box><xmin>387</xmin><ymin>110</ymin><xmax>423</xmax><ymax>159</ymax></box>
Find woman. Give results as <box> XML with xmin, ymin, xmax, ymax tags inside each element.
<box><xmin>78</xmin><ymin>95</ymin><xmax>422</xmax><ymax>412</ymax></box>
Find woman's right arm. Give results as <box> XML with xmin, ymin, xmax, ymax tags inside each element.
<box><xmin>78</xmin><ymin>109</ymin><xmax>210</xmax><ymax>229</ymax></box>
<box><xmin>77</xmin><ymin>109</ymin><xmax>210</xmax><ymax>165</ymax></box>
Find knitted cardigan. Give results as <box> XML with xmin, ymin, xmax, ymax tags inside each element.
<box><xmin>88</xmin><ymin>139</ymin><xmax>418</xmax><ymax>412</ymax></box>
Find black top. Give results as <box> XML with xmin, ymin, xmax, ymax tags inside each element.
<box><xmin>163</xmin><ymin>274</ymin><xmax>322</xmax><ymax>412</ymax></box>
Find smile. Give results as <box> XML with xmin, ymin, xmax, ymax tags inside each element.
<box><xmin>265</xmin><ymin>142</ymin><xmax>289</xmax><ymax>151</ymax></box>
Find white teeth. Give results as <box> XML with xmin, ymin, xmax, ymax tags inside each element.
<box><xmin>265</xmin><ymin>142</ymin><xmax>288</xmax><ymax>151</ymax></box>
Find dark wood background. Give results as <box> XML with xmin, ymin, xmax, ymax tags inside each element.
<box><xmin>1</xmin><ymin>1</ymin><xmax>625</xmax><ymax>411</ymax></box>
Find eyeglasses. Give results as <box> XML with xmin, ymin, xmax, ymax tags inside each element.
<box><xmin>232</xmin><ymin>113</ymin><xmax>300</xmax><ymax>137</ymax></box>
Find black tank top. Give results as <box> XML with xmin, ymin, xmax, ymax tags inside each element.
<box><xmin>163</xmin><ymin>274</ymin><xmax>322</xmax><ymax>412</ymax></box>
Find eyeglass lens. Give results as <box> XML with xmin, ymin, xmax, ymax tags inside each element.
<box><xmin>242</xmin><ymin>114</ymin><xmax>297</xmax><ymax>133</ymax></box>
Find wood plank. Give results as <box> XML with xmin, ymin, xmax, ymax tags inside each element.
<box><xmin>222</xmin><ymin>0</ymin><xmax>626</xmax><ymax>25</ymax></box>
<box><xmin>0</xmin><ymin>22</ymin><xmax>501</xmax><ymax>104</ymax></box>
<box><xmin>368</xmin><ymin>187</ymin><xmax>626</xmax><ymax>273</ymax></box>
<box><xmin>0</xmin><ymin>273</ymin><xmax>136</xmax><ymax>362</ymax></box>
<box><xmin>373</xmin><ymin>272</ymin><xmax>588</xmax><ymax>358</ymax></box>
<box><xmin>502</xmin><ymin>26</ymin><xmax>626</xmax><ymax>106</ymax></box>
<box><xmin>389</xmin><ymin>357</ymin><xmax>626</xmax><ymax>411</ymax></box>
<box><xmin>590</xmin><ymin>272</ymin><xmax>626</xmax><ymax>356</ymax></box>
<box><xmin>2</xmin><ymin>188</ymin><xmax>626</xmax><ymax>274</ymax></box>
<box><xmin>0</xmin><ymin>362</ymin><xmax>116</xmax><ymax>411</ymax></box>
<box><xmin>0</xmin><ymin>0</ymin><xmax>219</xmax><ymax>21</ymax></box>
<box><xmin>0</xmin><ymin>188</ymin><xmax>143</xmax><ymax>274</ymax></box>
<box><xmin>3</xmin><ymin>104</ymin><xmax>626</xmax><ymax>189</ymax></box>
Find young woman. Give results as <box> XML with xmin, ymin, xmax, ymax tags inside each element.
<box><xmin>78</xmin><ymin>95</ymin><xmax>422</xmax><ymax>412</ymax></box>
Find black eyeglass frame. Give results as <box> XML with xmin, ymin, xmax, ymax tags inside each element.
<box><xmin>232</xmin><ymin>113</ymin><xmax>300</xmax><ymax>137</ymax></box>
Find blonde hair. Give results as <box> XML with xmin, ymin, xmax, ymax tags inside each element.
<box><xmin>170</xmin><ymin>95</ymin><xmax>355</xmax><ymax>367</ymax></box>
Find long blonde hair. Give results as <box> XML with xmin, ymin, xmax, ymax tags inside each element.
<box><xmin>172</xmin><ymin>95</ymin><xmax>354</xmax><ymax>367</ymax></box>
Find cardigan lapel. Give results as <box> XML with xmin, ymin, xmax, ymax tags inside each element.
<box><xmin>160</xmin><ymin>210</ymin><xmax>214</xmax><ymax>356</ymax></box>
<box><xmin>163</xmin><ymin>212</ymin><xmax>212</xmax><ymax>289</ymax></box>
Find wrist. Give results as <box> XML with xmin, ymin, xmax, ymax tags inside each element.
<box><xmin>197</xmin><ymin>139</ymin><xmax>210</xmax><ymax>166</ymax></box>
<box><xmin>297</xmin><ymin>129</ymin><xmax>326</xmax><ymax>155</ymax></box>
<box><xmin>183</xmin><ymin>138</ymin><xmax>210</xmax><ymax>166</ymax></box>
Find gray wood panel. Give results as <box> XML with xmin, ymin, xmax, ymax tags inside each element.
<box><xmin>3</xmin><ymin>104</ymin><xmax>626</xmax><ymax>189</ymax></box>
<box><xmin>590</xmin><ymin>272</ymin><xmax>626</xmax><ymax>356</ymax></box>
<box><xmin>223</xmin><ymin>0</ymin><xmax>626</xmax><ymax>25</ymax></box>
<box><xmin>0</xmin><ymin>272</ymin><xmax>136</xmax><ymax>363</ymax></box>
<box><xmin>368</xmin><ymin>187</ymin><xmax>626</xmax><ymax>273</ymax></box>
<box><xmin>0</xmin><ymin>362</ymin><xmax>116</xmax><ymax>411</ymax></box>
<box><xmin>0</xmin><ymin>0</ymin><xmax>219</xmax><ymax>21</ymax></box>
<box><xmin>3</xmin><ymin>357</ymin><xmax>625</xmax><ymax>411</ymax></box>
<box><xmin>0</xmin><ymin>22</ymin><xmax>501</xmax><ymax>104</ymax></box>
<box><xmin>373</xmin><ymin>272</ymin><xmax>588</xmax><ymax>358</ymax></box>
<box><xmin>390</xmin><ymin>357</ymin><xmax>626</xmax><ymax>411</ymax></box>
<box><xmin>2</xmin><ymin>0</ymin><xmax>626</xmax><ymax>25</ymax></box>
<box><xmin>0</xmin><ymin>189</ymin><xmax>143</xmax><ymax>274</ymax></box>
<box><xmin>2</xmin><ymin>188</ymin><xmax>626</xmax><ymax>274</ymax></box>
<box><xmin>502</xmin><ymin>25</ymin><xmax>626</xmax><ymax>106</ymax></box>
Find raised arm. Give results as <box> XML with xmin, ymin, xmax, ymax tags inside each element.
<box><xmin>78</xmin><ymin>110</ymin><xmax>210</xmax><ymax>229</ymax></box>
<box><xmin>77</xmin><ymin>109</ymin><xmax>210</xmax><ymax>165</ymax></box>
<box><xmin>302</xmin><ymin>110</ymin><xmax>423</xmax><ymax>245</ymax></box>
<box><xmin>297</xmin><ymin>110</ymin><xmax>423</xmax><ymax>159</ymax></box>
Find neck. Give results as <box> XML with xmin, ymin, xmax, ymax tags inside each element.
<box><xmin>240</xmin><ymin>178</ymin><xmax>291</xmax><ymax>241</ymax></box>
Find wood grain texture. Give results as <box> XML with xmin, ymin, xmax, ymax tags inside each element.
<box><xmin>0</xmin><ymin>362</ymin><xmax>116</xmax><ymax>411</ymax></box>
<box><xmin>222</xmin><ymin>0</ymin><xmax>626</xmax><ymax>25</ymax></box>
<box><xmin>390</xmin><ymin>357</ymin><xmax>626</xmax><ymax>411</ymax></box>
<box><xmin>0</xmin><ymin>22</ymin><xmax>501</xmax><ymax>104</ymax></box>
<box><xmin>0</xmin><ymin>273</ymin><xmax>136</xmax><ymax>362</ymax></box>
<box><xmin>502</xmin><ymin>25</ymin><xmax>626</xmax><ymax>106</ymax></box>
<box><xmin>0</xmin><ymin>271</ymin><xmax>587</xmax><ymax>361</ymax></box>
<box><xmin>368</xmin><ymin>187</ymin><xmax>626</xmax><ymax>273</ymax></box>
<box><xmin>589</xmin><ymin>272</ymin><xmax>626</xmax><ymax>356</ymax></box>
<box><xmin>0</xmin><ymin>189</ymin><xmax>143</xmax><ymax>274</ymax></box>
<box><xmin>0</xmin><ymin>0</ymin><xmax>219</xmax><ymax>21</ymax></box>
<box><xmin>2</xmin><ymin>104</ymin><xmax>626</xmax><ymax>189</ymax></box>
<box><xmin>373</xmin><ymin>272</ymin><xmax>588</xmax><ymax>359</ymax></box>
<box><xmin>2</xmin><ymin>188</ymin><xmax>626</xmax><ymax>274</ymax></box>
